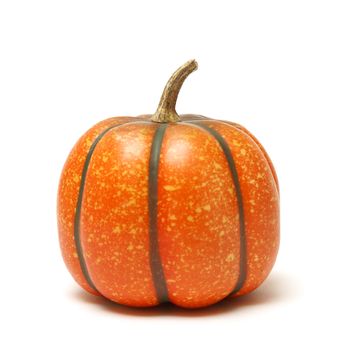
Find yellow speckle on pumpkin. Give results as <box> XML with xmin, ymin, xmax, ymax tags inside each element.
<box><xmin>126</xmin><ymin>199</ymin><xmax>136</xmax><ymax>206</ymax></box>
<box><xmin>187</xmin><ymin>215</ymin><xmax>194</xmax><ymax>222</ymax></box>
<box><xmin>195</xmin><ymin>207</ymin><xmax>202</xmax><ymax>213</ymax></box>
<box><xmin>164</xmin><ymin>185</ymin><xmax>180</xmax><ymax>191</ymax></box>
<box><xmin>203</xmin><ymin>204</ymin><xmax>211</xmax><ymax>211</ymax></box>
<box><xmin>102</xmin><ymin>155</ymin><xmax>108</xmax><ymax>162</ymax></box>
<box><xmin>113</xmin><ymin>226</ymin><xmax>121</xmax><ymax>234</ymax></box>
<box><xmin>240</xmin><ymin>148</ymin><xmax>247</xmax><ymax>156</ymax></box>
<box><xmin>73</xmin><ymin>252</ymin><xmax>78</xmax><ymax>258</ymax></box>
<box><xmin>232</xmin><ymin>140</ymin><xmax>241</xmax><ymax>147</ymax></box>
<box><xmin>169</xmin><ymin>214</ymin><xmax>177</xmax><ymax>220</ymax></box>
<box><xmin>213</xmin><ymin>161</ymin><xmax>222</xmax><ymax>170</ymax></box>
<box><xmin>127</xmin><ymin>244</ymin><xmax>134</xmax><ymax>251</ymax></box>
<box><xmin>226</xmin><ymin>253</ymin><xmax>235</xmax><ymax>262</ymax></box>
<box><xmin>73</xmin><ymin>174</ymin><xmax>80</xmax><ymax>183</ymax></box>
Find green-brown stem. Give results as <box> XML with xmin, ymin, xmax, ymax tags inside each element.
<box><xmin>151</xmin><ymin>60</ymin><xmax>198</xmax><ymax>123</ymax></box>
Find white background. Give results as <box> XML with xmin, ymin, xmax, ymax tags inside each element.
<box><xmin>1</xmin><ymin>0</ymin><xmax>349</xmax><ymax>349</ymax></box>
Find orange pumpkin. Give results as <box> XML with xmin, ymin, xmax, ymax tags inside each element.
<box><xmin>57</xmin><ymin>60</ymin><xmax>279</xmax><ymax>308</ymax></box>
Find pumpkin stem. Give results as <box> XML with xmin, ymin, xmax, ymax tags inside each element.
<box><xmin>151</xmin><ymin>60</ymin><xmax>198</xmax><ymax>123</ymax></box>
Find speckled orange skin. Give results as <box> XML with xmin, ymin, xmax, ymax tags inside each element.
<box><xmin>57</xmin><ymin>115</ymin><xmax>279</xmax><ymax>308</ymax></box>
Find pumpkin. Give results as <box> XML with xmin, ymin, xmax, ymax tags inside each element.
<box><xmin>57</xmin><ymin>60</ymin><xmax>279</xmax><ymax>309</ymax></box>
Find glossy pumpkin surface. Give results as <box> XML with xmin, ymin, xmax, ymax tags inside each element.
<box><xmin>57</xmin><ymin>60</ymin><xmax>279</xmax><ymax>308</ymax></box>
